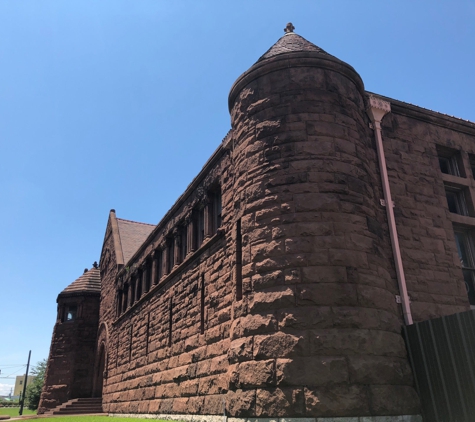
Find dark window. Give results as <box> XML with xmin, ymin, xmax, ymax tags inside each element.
<box><xmin>157</xmin><ymin>250</ymin><xmax>163</xmax><ymax>281</ymax></box>
<box><xmin>136</xmin><ymin>272</ymin><xmax>142</xmax><ymax>301</ymax></box>
<box><xmin>446</xmin><ymin>187</ymin><xmax>471</xmax><ymax>216</ymax></box>
<box><xmin>145</xmin><ymin>263</ymin><xmax>151</xmax><ymax>292</ymax></box>
<box><xmin>123</xmin><ymin>284</ymin><xmax>129</xmax><ymax>312</ymax></box>
<box><xmin>213</xmin><ymin>189</ymin><xmax>222</xmax><ymax>233</ymax></box>
<box><xmin>117</xmin><ymin>290</ymin><xmax>123</xmax><ymax>316</ymax></box>
<box><xmin>180</xmin><ymin>226</ymin><xmax>188</xmax><ymax>261</ymax></box>
<box><xmin>194</xmin><ymin>208</ymin><xmax>205</xmax><ymax>248</ymax></box>
<box><xmin>167</xmin><ymin>239</ymin><xmax>174</xmax><ymax>273</ymax></box>
<box><xmin>437</xmin><ymin>145</ymin><xmax>465</xmax><ymax>177</ymax></box>
<box><xmin>469</xmin><ymin>154</ymin><xmax>475</xmax><ymax>179</ymax></box>
<box><xmin>130</xmin><ymin>279</ymin><xmax>136</xmax><ymax>304</ymax></box>
<box><xmin>455</xmin><ymin>230</ymin><xmax>475</xmax><ymax>306</ymax></box>
<box><xmin>66</xmin><ymin>305</ymin><xmax>77</xmax><ymax>321</ymax></box>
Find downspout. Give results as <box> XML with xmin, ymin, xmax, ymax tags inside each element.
<box><xmin>367</xmin><ymin>95</ymin><xmax>413</xmax><ymax>325</ymax></box>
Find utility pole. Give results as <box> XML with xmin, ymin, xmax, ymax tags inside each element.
<box><xmin>19</xmin><ymin>351</ymin><xmax>31</xmax><ymax>416</ymax></box>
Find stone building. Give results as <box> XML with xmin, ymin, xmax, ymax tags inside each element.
<box><xmin>39</xmin><ymin>24</ymin><xmax>475</xmax><ymax>421</ymax></box>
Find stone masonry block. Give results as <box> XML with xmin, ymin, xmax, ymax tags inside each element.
<box><xmin>276</xmin><ymin>356</ymin><xmax>348</xmax><ymax>386</ymax></box>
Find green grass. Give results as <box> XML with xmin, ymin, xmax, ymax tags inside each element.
<box><xmin>0</xmin><ymin>412</ymin><xmax>170</xmax><ymax>422</ymax></box>
<box><xmin>0</xmin><ymin>414</ymin><xmax>170</xmax><ymax>422</ymax></box>
<box><xmin>0</xmin><ymin>408</ymin><xmax>36</xmax><ymax>417</ymax></box>
<box><xmin>36</xmin><ymin>418</ymin><xmax>169</xmax><ymax>422</ymax></box>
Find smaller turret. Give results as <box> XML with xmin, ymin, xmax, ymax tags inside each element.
<box><xmin>38</xmin><ymin>265</ymin><xmax>101</xmax><ymax>414</ymax></box>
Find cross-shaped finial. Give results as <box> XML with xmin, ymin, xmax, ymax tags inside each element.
<box><xmin>284</xmin><ymin>23</ymin><xmax>295</xmax><ymax>33</ymax></box>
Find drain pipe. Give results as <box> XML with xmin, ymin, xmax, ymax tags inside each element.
<box><xmin>367</xmin><ymin>95</ymin><xmax>413</xmax><ymax>326</ymax></box>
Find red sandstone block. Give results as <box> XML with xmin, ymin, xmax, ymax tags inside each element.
<box><xmin>226</xmin><ymin>389</ymin><xmax>256</xmax><ymax>417</ymax></box>
<box><xmin>255</xmin><ymin>387</ymin><xmax>305</xmax><ymax>417</ymax></box>
<box><xmin>253</xmin><ymin>331</ymin><xmax>308</xmax><ymax>359</ymax></box>
<box><xmin>304</xmin><ymin>385</ymin><xmax>370</xmax><ymax>417</ymax></box>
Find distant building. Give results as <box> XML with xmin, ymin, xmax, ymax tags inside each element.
<box><xmin>39</xmin><ymin>24</ymin><xmax>475</xmax><ymax>421</ymax></box>
<box><xmin>13</xmin><ymin>375</ymin><xmax>36</xmax><ymax>397</ymax></box>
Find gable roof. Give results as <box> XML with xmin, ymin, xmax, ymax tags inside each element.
<box><xmin>116</xmin><ymin>218</ymin><xmax>156</xmax><ymax>264</ymax></box>
<box><xmin>59</xmin><ymin>266</ymin><xmax>101</xmax><ymax>297</ymax></box>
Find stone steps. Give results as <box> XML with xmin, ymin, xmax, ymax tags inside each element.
<box><xmin>44</xmin><ymin>398</ymin><xmax>104</xmax><ymax>416</ymax></box>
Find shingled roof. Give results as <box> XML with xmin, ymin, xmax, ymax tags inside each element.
<box><xmin>59</xmin><ymin>266</ymin><xmax>101</xmax><ymax>297</ymax></box>
<box><xmin>257</xmin><ymin>32</ymin><xmax>330</xmax><ymax>63</ymax></box>
<box><xmin>116</xmin><ymin>218</ymin><xmax>155</xmax><ymax>264</ymax></box>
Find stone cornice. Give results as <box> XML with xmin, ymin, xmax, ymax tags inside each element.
<box><xmin>366</xmin><ymin>91</ymin><xmax>475</xmax><ymax>136</ymax></box>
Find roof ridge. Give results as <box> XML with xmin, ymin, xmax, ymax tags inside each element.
<box><xmin>116</xmin><ymin>217</ymin><xmax>156</xmax><ymax>227</ymax></box>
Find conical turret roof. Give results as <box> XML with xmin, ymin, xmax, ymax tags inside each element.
<box><xmin>257</xmin><ymin>31</ymin><xmax>330</xmax><ymax>63</ymax></box>
<box><xmin>59</xmin><ymin>265</ymin><xmax>101</xmax><ymax>297</ymax></box>
<box><xmin>229</xmin><ymin>23</ymin><xmax>364</xmax><ymax>111</ymax></box>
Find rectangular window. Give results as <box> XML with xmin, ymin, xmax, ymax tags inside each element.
<box><xmin>195</xmin><ymin>208</ymin><xmax>205</xmax><ymax>248</ymax></box>
<box><xmin>469</xmin><ymin>154</ymin><xmax>475</xmax><ymax>179</ymax></box>
<box><xmin>180</xmin><ymin>226</ymin><xmax>188</xmax><ymax>261</ymax></box>
<box><xmin>213</xmin><ymin>190</ymin><xmax>222</xmax><ymax>233</ymax></box>
<box><xmin>123</xmin><ymin>285</ymin><xmax>129</xmax><ymax>312</ymax></box>
<box><xmin>66</xmin><ymin>305</ymin><xmax>77</xmax><ymax>321</ymax></box>
<box><xmin>454</xmin><ymin>230</ymin><xmax>475</xmax><ymax>307</ymax></box>
<box><xmin>157</xmin><ymin>250</ymin><xmax>163</xmax><ymax>281</ymax></box>
<box><xmin>130</xmin><ymin>279</ymin><xmax>136</xmax><ymax>304</ymax></box>
<box><xmin>167</xmin><ymin>239</ymin><xmax>174</xmax><ymax>273</ymax></box>
<box><xmin>136</xmin><ymin>273</ymin><xmax>142</xmax><ymax>301</ymax></box>
<box><xmin>437</xmin><ymin>145</ymin><xmax>465</xmax><ymax>177</ymax></box>
<box><xmin>445</xmin><ymin>187</ymin><xmax>471</xmax><ymax>216</ymax></box>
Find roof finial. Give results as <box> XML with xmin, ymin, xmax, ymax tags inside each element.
<box><xmin>284</xmin><ymin>23</ymin><xmax>295</xmax><ymax>34</ymax></box>
<box><xmin>93</xmin><ymin>261</ymin><xmax>98</xmax><ymax>269</ymax></box>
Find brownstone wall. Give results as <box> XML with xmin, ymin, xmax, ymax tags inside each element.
<box><xmin>225</xmin><ymin>56</ymin><xmax>419</xmax><ymax>417</ymax></box>
<box><xmin>96</xmin><ymin>54</ymin><xmax>474</xmax><ymax>418</ymax></box>
<box><xmin>100</xmin><ymin>152</ymin><xmax>236</xmax><ymax>415</ymax></box>
<box><xmin>382</xmin><ymin>105</ymin><xmax>473</xmax><ymax>321</ymax></box>
<box><xmin>38</xmin><ymin>294</ymin><xmax>100</xmax><ymax>414</ymax></box>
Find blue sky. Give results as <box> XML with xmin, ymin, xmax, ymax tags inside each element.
<box><xmin>0</xmin><ymin>0</ymin><xmax>474</xmax><ymax>395</ymax></box>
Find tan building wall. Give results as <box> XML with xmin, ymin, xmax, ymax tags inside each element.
<box><xmin>13</xmin><ymin>375</ymin><xmax>36</xmax><ymax>396</ymax></box>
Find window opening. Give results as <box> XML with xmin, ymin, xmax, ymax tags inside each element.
<box><xmin>130</xmin><ymin>279</ymin><xmax>136</xmax><ymax>304</ymax></box>
<box><xmin>167</xmin><ymin>239</ymin><xmax>174</xmax><ymax>273</ymax></box>
<box><xmin>213</xmin><ymin>189</ymin><xmax>222</xmax><ymax>233</ymax></box>
<box><xmin>445</xmin><ymin>187</ymin><xmax>470</xmax><ymax>216</ymax></box>
<box><xmin>236</xmin><ymin>219</ymin><xmax>243</xmax><ymax>301</ymax></box>
<box><xmin>66</xmin><ymin>305</ymin><xmax>77</xmax><ymax>321</ymax></box>
<box><xmin>145</xmin><ymin>263</ymin><xmax>151</xmax><ymax>293</ymax></box>
<box><xmin>123</xmin><ymin>284</ymin><xmax>128</xmax><ymax>313</ymax></box>
<box><xmin>136</xmin><ymin>273</ymin><xmax>142</xmax><ymax>301</ymax></box>
<box><xmin>180</xmin><ymin>226</ymin><xmax>188</xmax><ymax>262</ymax></box>
<box><xmin>469</xmin><ymin>154</ymin><xmax>475</xmax><ymax>179</ymax></box>
<box><xmin>437</xmin><ymin>145</ymin><xmax>464</xmax><ymax>177</ymax></box>
<box><xmin>156</xmin><ymin>251</ymin><xmax>162</xmax><ymax>283</ymax></box>
<box><xmin>454</xmin><ymin>230</ymin><xmax>475</xmax><ymax>307</ymax></box>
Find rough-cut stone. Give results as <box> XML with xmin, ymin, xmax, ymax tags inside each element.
<box><xmin>42</xmin><ymin>26</ymin><xmax>475</xmax><ymax>421</ymax></box>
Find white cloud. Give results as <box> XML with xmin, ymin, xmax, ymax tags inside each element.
<box><xmin>0</xmin><ymin>383</ymin><xmax>15</xmax><ymax>396</ymax></box>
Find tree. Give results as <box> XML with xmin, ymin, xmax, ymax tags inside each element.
<box><xmin>25</xmin><ymin>359</ymin><xmax>47</xmax><ymax>410</ymax></box>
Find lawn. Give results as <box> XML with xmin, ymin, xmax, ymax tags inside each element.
<box><xmin>0</xmin><ymin>408</ymin><xmax>36</xmax><ymax>417</ymax></box>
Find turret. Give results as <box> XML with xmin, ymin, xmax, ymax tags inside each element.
<box><xmin>38</xmin><ymin>264</ymin><xmax>101</xmax><ymax>414</ymax></box>
<box><xmin>227</xmin><ymin>24</ymin><xmax>420</xmax><ymax>417</ymax></box>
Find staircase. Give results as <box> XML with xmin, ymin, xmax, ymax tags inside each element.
<box><xmin>45</xmin><ymin>398</ymin><xmax>104</xmax><ymax>415</ymax></box>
